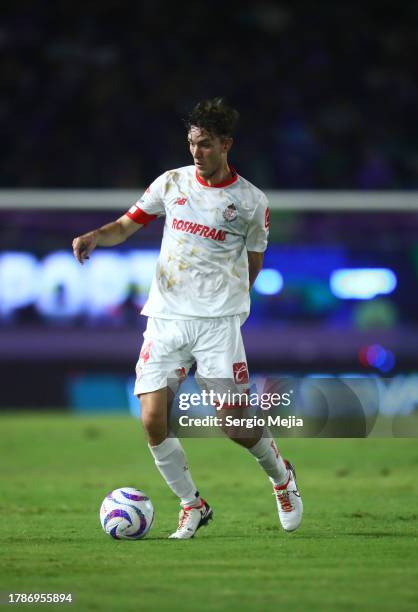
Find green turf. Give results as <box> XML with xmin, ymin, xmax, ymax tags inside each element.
<box><xmin>1</xmin><ymin>414</ymin><xmax>417</xmax><ymax>611</ymax></box>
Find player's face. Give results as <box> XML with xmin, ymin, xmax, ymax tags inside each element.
<box><xmin>188</xmin><ymin>127</ymin><xmax>231</xmax><ymax>179</ymax></box>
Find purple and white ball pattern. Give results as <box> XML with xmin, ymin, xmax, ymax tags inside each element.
<box><xmin>100</xmin><ymin>487</ymin><xmax>154</xmax><ymax>540</ymax></box>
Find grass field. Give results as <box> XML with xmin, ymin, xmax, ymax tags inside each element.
<box><xmin>1</xmin><ymin>414</ymin><xmax>417</xmax><ymax>611</ymax></box>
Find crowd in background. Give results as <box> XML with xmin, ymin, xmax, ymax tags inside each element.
<box><xmin>2</xmin><ymin>1</ymin><xmax>418</xmax><ymax>188</ymax></box>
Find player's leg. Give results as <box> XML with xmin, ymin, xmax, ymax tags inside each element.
<box><xmin>135</xmin><ymin>318</ymin><xmax>212</xmax><ymax>539</ymax></box>
<box><xmin>193</xmin><ymin>315</ymin><xmax>302</xmax><ymax>532</ymax></box>
<box><xmin>139</xmin><ymin>386</ymin><xmax>170</xmax><ymax>446</ymax></box>
<box><xmin>193</xmin><ymin>316</ymin><xmax>287</xmax><ymax>475</ymax></box>
<box><xmin>140</xmin><ymin>387</ymin><xmax>199</xmax><ymax>506</ymax></box>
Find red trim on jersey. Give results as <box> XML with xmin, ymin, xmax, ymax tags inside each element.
<box><xmin>126</xmin><ymin>206</ymin><xmax>157</xmax><ymax>226</ymax></box>
<box><xmin>195</xmin><ymin>166</ymin><xmax>238</xmax><ymax>188</ymax></box>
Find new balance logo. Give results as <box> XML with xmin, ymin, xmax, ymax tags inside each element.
<box><xmin>176</xmin><ymin>197</ymin><xmax>188</xmax><ymax>205</ymax></box>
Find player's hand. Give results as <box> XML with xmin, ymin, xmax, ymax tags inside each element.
<box><xmin>72</xmin><ymin>232</ymin><xmax>97</xmax><ymax>265</ymax></box>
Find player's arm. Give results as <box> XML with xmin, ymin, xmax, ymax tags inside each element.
<box><xmin>246</xmin><ymin>194</ymin><xmax>269</xmax><ymax>288</ymax></box>
<box><xmin>73</xmin><ymin>172</ymin><xmax>166</xmax><ymax>264</ymax></box>
<box><xmin>72</xmin><ymin>214</ymin><xmax>142</xmax><ymax>265</ymax></box>
<box><xmin>247</xmin><ymin>251</ymin><xmax>264</xmax><ymax>289</ymax></box>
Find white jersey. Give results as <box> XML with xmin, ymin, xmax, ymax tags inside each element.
<box><xmin>126</xmin><ymin>165</ymin><xmax>269</xmax><ymax>319</ymax></box>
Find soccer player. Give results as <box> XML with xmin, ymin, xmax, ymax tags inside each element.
<box><xmin>72</xmin><ymin>98</ymin><xmax>303</xmax><ymax>539</ymax></box>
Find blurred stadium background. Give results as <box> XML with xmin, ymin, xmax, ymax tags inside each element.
<box><xmin>1</xmin><ymin>1</ymin><xmax>418</xmax><ymax>414</ymax></box>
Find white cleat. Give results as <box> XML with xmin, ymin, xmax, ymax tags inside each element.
<box><xmin>168</xmin><ymin>499</ymin><xmax>213</xmax><ymax>539</ymax></box>
<box><xmin>273</xmin><ymin>460</ymin><xmax>303</xmax><ymax>532</ymax></box>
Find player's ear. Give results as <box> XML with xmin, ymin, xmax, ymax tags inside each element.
<box><xmin>223</xmin><ymin>137</ymin><xmax>233</xmax><ymax>153</ymax></box>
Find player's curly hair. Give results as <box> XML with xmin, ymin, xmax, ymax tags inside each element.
<box><xmin>184</xmin><ymin>98</ymin><xmax>239</xmax><ymax>138</ymax></box>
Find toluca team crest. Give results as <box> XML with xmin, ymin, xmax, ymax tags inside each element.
<box><xmin>223</xmin><ymin>203</ymin><xmax>238</xmax><ymax>221</ymax></box>
<box><xmin>233</xmin><ymin>362</ymin><xmax>249</xmax><ymax>384</ymax></box>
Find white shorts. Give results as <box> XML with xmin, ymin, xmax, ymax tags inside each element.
<box><xmin>134</xmin><ymin>316</ymin><xmax>249</xmax><ymax>396</ymax></box>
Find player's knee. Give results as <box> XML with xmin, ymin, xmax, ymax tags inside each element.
<box><xmin>138</xmin><ymin>393</ymin><xmax>167</xmax><ymax>440</ymax></box>
<box><xmin>140</xmin><ymin>413</ymin><xmax>167</xmax><ymax>445</ymax></box>
<box><xmin>141</xmin><ymin>410</ymin><xmax>161</xmax><ymax>432</ymax></box>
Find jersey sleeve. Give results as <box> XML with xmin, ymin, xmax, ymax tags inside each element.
<box><xmin>245</xmin><ymin>194</ymin><xmax>270</xmax><ymax>252</ymax></box>
<box><xmin>126</xmin><ymin>172</ymin><xmax>167</xmax><ymax>226</ymax></box>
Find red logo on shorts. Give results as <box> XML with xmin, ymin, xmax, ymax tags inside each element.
<box><xmin>175</xmin><ymin>367</ymin><xmax>187</xmax><ymax>382</ymax></box>
<box><xmin>139</xmin><ymin>340</ymin><xmax>153</xmax><ymax>365</ymax></box>
<box><xmin>265</xmin><ymin>207</ymin><xmax>270</xmax><ymax>229</ymax></box>
<box><xmin>233</xmin><ymin>362</ymin><xmax>249</xmax><ymax>384</ymax></box>
<box><xmin>176</xmin><ymin>197</ymin><xmax>187</xmax><ymax>205</ymax></box>
<box><xmin>136</xmin><ymin>340</ymin><xmax>153</xmax><ymax>379</ymax></box>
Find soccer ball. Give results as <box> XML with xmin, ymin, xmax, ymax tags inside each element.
<box><xmin>100</xmin><ymin>487</ymin><xmax>154</xmax><ymax>540</ymax></box>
